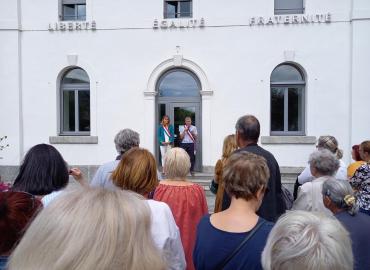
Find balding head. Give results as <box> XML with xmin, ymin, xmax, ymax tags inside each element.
<box><xmin>235</xmin><ymin>115</ymin><xmax>260</xmax><ymax>143</ymax></box>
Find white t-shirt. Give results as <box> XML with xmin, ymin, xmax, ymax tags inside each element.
<box><xmin>179</xmin><ymin>125</ymin><xmax>197</xmax><ymax>144</ymax></box>
<box><xmin>146</xmin><ymin>200</ymin><xmax>186</xmax><ymax>270</ymax></box>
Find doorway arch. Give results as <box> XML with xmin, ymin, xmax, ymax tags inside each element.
<box><xmin>156</xmin><ymin>68</ymin><xmax>202</xmax><ymax>172</ymax></box>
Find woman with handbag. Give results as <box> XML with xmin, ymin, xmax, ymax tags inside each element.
<box><xmin>193</xmin><ymin>152</ymin><xmax>274</xmax><ymax>270</ymax></box>
<box><xmin>158</xmin><ymin>115</ymin><xmax>174</xmax><ymax>170</ymax></box>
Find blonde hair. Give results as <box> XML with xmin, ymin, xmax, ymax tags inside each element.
<box><xmin>222</xmin><ymin>134</ymin><xmax>237</xmax><ymax>160</ymax></box>
<box><xmin>317</xmin><ymin>135</ymin><xmax>343</xmax><ymax>159</ymax></box>
<box><xmin>164</xmin><ymin>147</ymin><xmax>191</xmax><ymax>179</ymax></box>
<box><xmin>161</xmin><ymin>115</ymin><xmax>170</xmax><ymax>125</ymax></box>
<box><xmin>223</xmin><ymin>151</ymin><xmax>269</xmax><ymax>201</ymax></box>
<box><xmin>262</xmin><ymin>211</ymin><xmax>353</xmax><ymax>270</ymax></box>
<box><xmin>8</xmin><ymin>188</ymin><xmax>165</xmax><ymax>270</ymax></box>
<box><xmin>112</xmin><ymin>148</ymin><xmax>158</xmax><ymax>195</ymax></box>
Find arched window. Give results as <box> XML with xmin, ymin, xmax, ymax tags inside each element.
<box><xmin>60</xmin><ymin>68</ymin><xmax>90</xmax><ymax>135</ymax></box>
<box><xmin>270</xmin><ymin>63</ymin><xmax>305</xmax><ymax>135</ymax></box>
<box><xmin>158</xmin><ymin>69</ymin><xmax>200</xmax><ymax>97</ymax></box>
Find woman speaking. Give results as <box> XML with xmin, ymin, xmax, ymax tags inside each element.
<box><xmin>158</xmin><ymin>115</ymin><xmax>174</xmax><ymax>169</ymax></box>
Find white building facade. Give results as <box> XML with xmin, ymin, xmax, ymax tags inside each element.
<box><xmin>1</xmin><ymin>0</ymin><xmax>370</xmax><ymax>179</ymax></box>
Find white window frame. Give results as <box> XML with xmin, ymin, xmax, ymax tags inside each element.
<box><xmin>270</xmin><ymin>64</ymin><xmax>306</xmax><ymax>136</ymax></box>
<box><xmin>59</xmin><ymin>0</ymin><xmax>86</xmax><ymax>21</ymax></box>
<box><xmin>60</xmin><ymin>68</ymin><xmax>90</xmax><ymax>136</ymax></box>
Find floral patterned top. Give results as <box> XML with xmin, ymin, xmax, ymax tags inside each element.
<box><xmin>350</xmin><ymin>162</ymin><xmax>370</xmax><ymax>210</ymax></box>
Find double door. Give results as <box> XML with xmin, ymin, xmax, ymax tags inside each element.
<box><xmin>157</xmin><ymin>102</ymin><xmax>201</xmax><ymax>172</ymax></box>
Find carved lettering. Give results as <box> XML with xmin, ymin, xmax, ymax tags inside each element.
<box><xmin>160</xmin><ymin>21</ymin><xmax>168</xmax><ymax>28</ymax></box>
<box><xmin>292</xmin><ymin>15</ymin><xmax>299</xmax><ymax>24</ymax></box>
<box><xmin>250</xmin><ymin>17</ymin><xmax>256</xmax><ymax>26</ymax></box>
<box><xmin>59</xmin><ymin>23</ymin><xmax>66</xmax><ymax>30</ymax></box>
<box><xmin>284</xmin><ymin>16</ymin><xmax>290</xmax><ymax>24</ymax></box>
<box><xmin>170</xmin><ymin>21</ymin><xmax>177</xmax><ymax>28</ymax></box>
<box><xmin>153</xmin><ymin>19</ymin><xmax>159</xmax><ymax>29</ymax></box>
<box><xmin>257</xmin><ymin>17</ymin><xmax>264</xmax><ymax>25</ymax></box>
<box><xmin>325</xmin><ymin>13</ymin><xmax>331</xmax><ymax>22</ymax></box>
<box><xmin>274</xmin><ymin>16</ymin><xmax>281</xmax><ymax>24</ymax></box>
<box><xmin>200</xmin><ymin>18</ymin><xmax>205</xmax><ymax>27</ymax></box>
<box><xmin>91</xmin><ymin>20</ymin><xmax>96</xmax><ymax>30</ymax></box>
<box><xmin>267</xmin><ymin>17</ymin><xmax>274</xmax><ymax>25</ymax></box>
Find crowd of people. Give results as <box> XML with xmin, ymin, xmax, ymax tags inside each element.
<box><xmin>0</xmin><ymin>114</ymin><xmax>369</xmax><ymax>270</ymax></box>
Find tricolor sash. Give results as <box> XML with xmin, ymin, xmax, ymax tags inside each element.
<box><xmin>185</xmin><ymin>125</ymin><xmax>195</xmax><ymax>142</ymax></box>
<box><xmin>163</xmin><ymin>125</ymin><xmax>172</xmax><ymax>138</ymax></box>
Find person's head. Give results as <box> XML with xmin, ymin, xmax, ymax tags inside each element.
<box><xmin>185</xmin><ymin>116</ymin><xmax>192</xmax><ymax>126</ymax></box>
<box><xmin>261</xmin><ymin>210</ymin><xmax>353</xmax><ymax>270</ymax></box>
<box><xmin>351</xmin><ymin>145</ymin><xmax>362</xmax><ymax>161</ymax></box>
<box><xmin>308</xmin><ymin>149</ymin><xmax>340</xmax><ymax>177</ymax></box>
<box><xmin>235</xmin><ymin>115</ymin><xmax>260</xmax><ymax>146</ymax></box>
<box><xmin>322</xmin><ymin>179</ymin><xmax>358</xmax><ymax>216</ymax></box>
<box><xmin>8</xmin><ymin>188</ymin><xmax>165</xmax><ymax>270</ymax></box>
<box><xmin>0</xmin><ymin>192</ymin><xmax>42</xmax><ymax>256</ymax></box>
<box><xmin>222</xmin><ymin>151</ymin><xmax>269</xmax><ymax>206</ymax></box>
<box><xmin>114</xmin><ymin>129</ymin><xmax>140</xmax><ymax>155</ymax></box>
<box><xmin>317</xmin><ymin>135</ymin><xmax>343</xmax><ymax>159</ymax></box>
<box><xmin>161</xmin><ymin>115</ymin><xmax>170</xmax><ymax>125</ymax></box>
<box><xmin>222</xmin><ymin>134</ymin><xmax>238</xmax><ymax>159</ymax></box>
<box><xmin>12</xmin><ymin>144</ymin><xmax>69</xmax><ymax>196</ymax></box>
<box><xmin>111</xmin><ymin>148</ymin><xmax>158</xmax><ymax>196</ymax></box>
<box><xmin>164</xmin><ymin>147</ymin><xmax>190</xmax><ymax>179</ymax></box>
<box><xmin>359</xmin><ymin>140</ymin><xmax>370</xmax><ymax>162</ymax></box>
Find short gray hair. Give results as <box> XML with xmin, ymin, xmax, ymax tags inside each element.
<box><xmin>114</xmin><ymin>129</ymin><xmax>140</xmax><ymax>154</ymax></box>
<box><xmin>164</xmin><ymin>147</ymin><xmax>190</xmax><ymax>179</ymax></box>
<box><xmin>308</xmin><ymin>149</ymin><xmax>339</xmax><ymax>176</ymax></box>
<box><xmin>322</xmin><ymin>179</ymin><xmax>359</xmax><ymax>215</ymax></box>
<box><xmin>261</xmin><ymin>210</ymin><xmax>353</xmax><ymax>270</ymax></box>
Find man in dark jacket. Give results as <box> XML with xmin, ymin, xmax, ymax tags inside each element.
<box><xmin>211</xmin><ymin>115</ymin><xmax>286</xmax><ymax>222</ymax></box>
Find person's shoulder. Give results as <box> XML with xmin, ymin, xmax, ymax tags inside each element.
<box><xmin>146</xmin><ymin>199</ymin><xmax>171</xmax><ymax>212</ymax></box>
<box><xmin>99</xmin><ymin>160</ymin><xmax>120</xmax><ymax>170</ymax></box>
<box><xmin>258</xmin><ymin>218</ymin><xmax>274</xmax><ymax>232</ymax></box>
<box><xmin>300</xmin><ymin>181</ymin><xmax>313</xmax><ymax>192</ymax></box>
<box><xmin>197</xmin><ymin>214</ymin><xmax>211</xmax><ymax>228</ymax></box>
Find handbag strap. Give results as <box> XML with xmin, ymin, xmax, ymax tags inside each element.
<box><xmin>215</xmin><ymin>219</ymin><xmax>266</xmax><ymax>270</ymax></box>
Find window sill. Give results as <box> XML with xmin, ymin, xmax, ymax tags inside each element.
<box><xmin>261</xmin><ymin>136</ymin><xmax>316</xmax><ymax>144</ymax></box>
<box><xmin>49</xmin><ymin>136</ymin><xmax>98</xmax><ymax>144</ymax></box>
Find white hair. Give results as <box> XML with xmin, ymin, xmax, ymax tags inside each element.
<box><xmin>8</xmin><ymin>188</ymin><xmax>165</xmax><ymax>270</ymax></box>
<box><xmin>261</xmin><ymin>210</ymin><xmax>353</xmax><ymax>270</ymax></box>
<box><xmin>164</xmin><ymin>147</ymin><xmax>191</xmax><ymax>179</ymax></box>
<box><xmin>309</xmin><ymin>149</ymin><xmax>340</xmax><ymax>176</ymax></box>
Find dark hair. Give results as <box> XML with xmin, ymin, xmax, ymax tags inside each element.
<box><xmin>12</xmin><ymin>144</ymin><xmax>69</xmax><ymax>195</ymax></box>
<box><xmin>0</xmin><ymin>191</ymin><xmax>42</xmax><ymax>254</ymax></box>
<box><xmin>235</xmin><ymin>115</ymin><xmax>260</xmax><ymax>142</ymax></box>
<box><xmin>223</xmin><ymin>151</ymin><xmax>269</xmax><ymax>201</ymax></box>
<box><xmin>352</xmin><ymin>145</ymin><xmax>362</xmax><ymax>161</ymax></box>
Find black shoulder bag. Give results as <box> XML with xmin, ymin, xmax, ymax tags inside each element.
<box><xmin>215</xmin><ymin>219</ymin><xmax>266</xmax><ymax>270</ymax></box>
